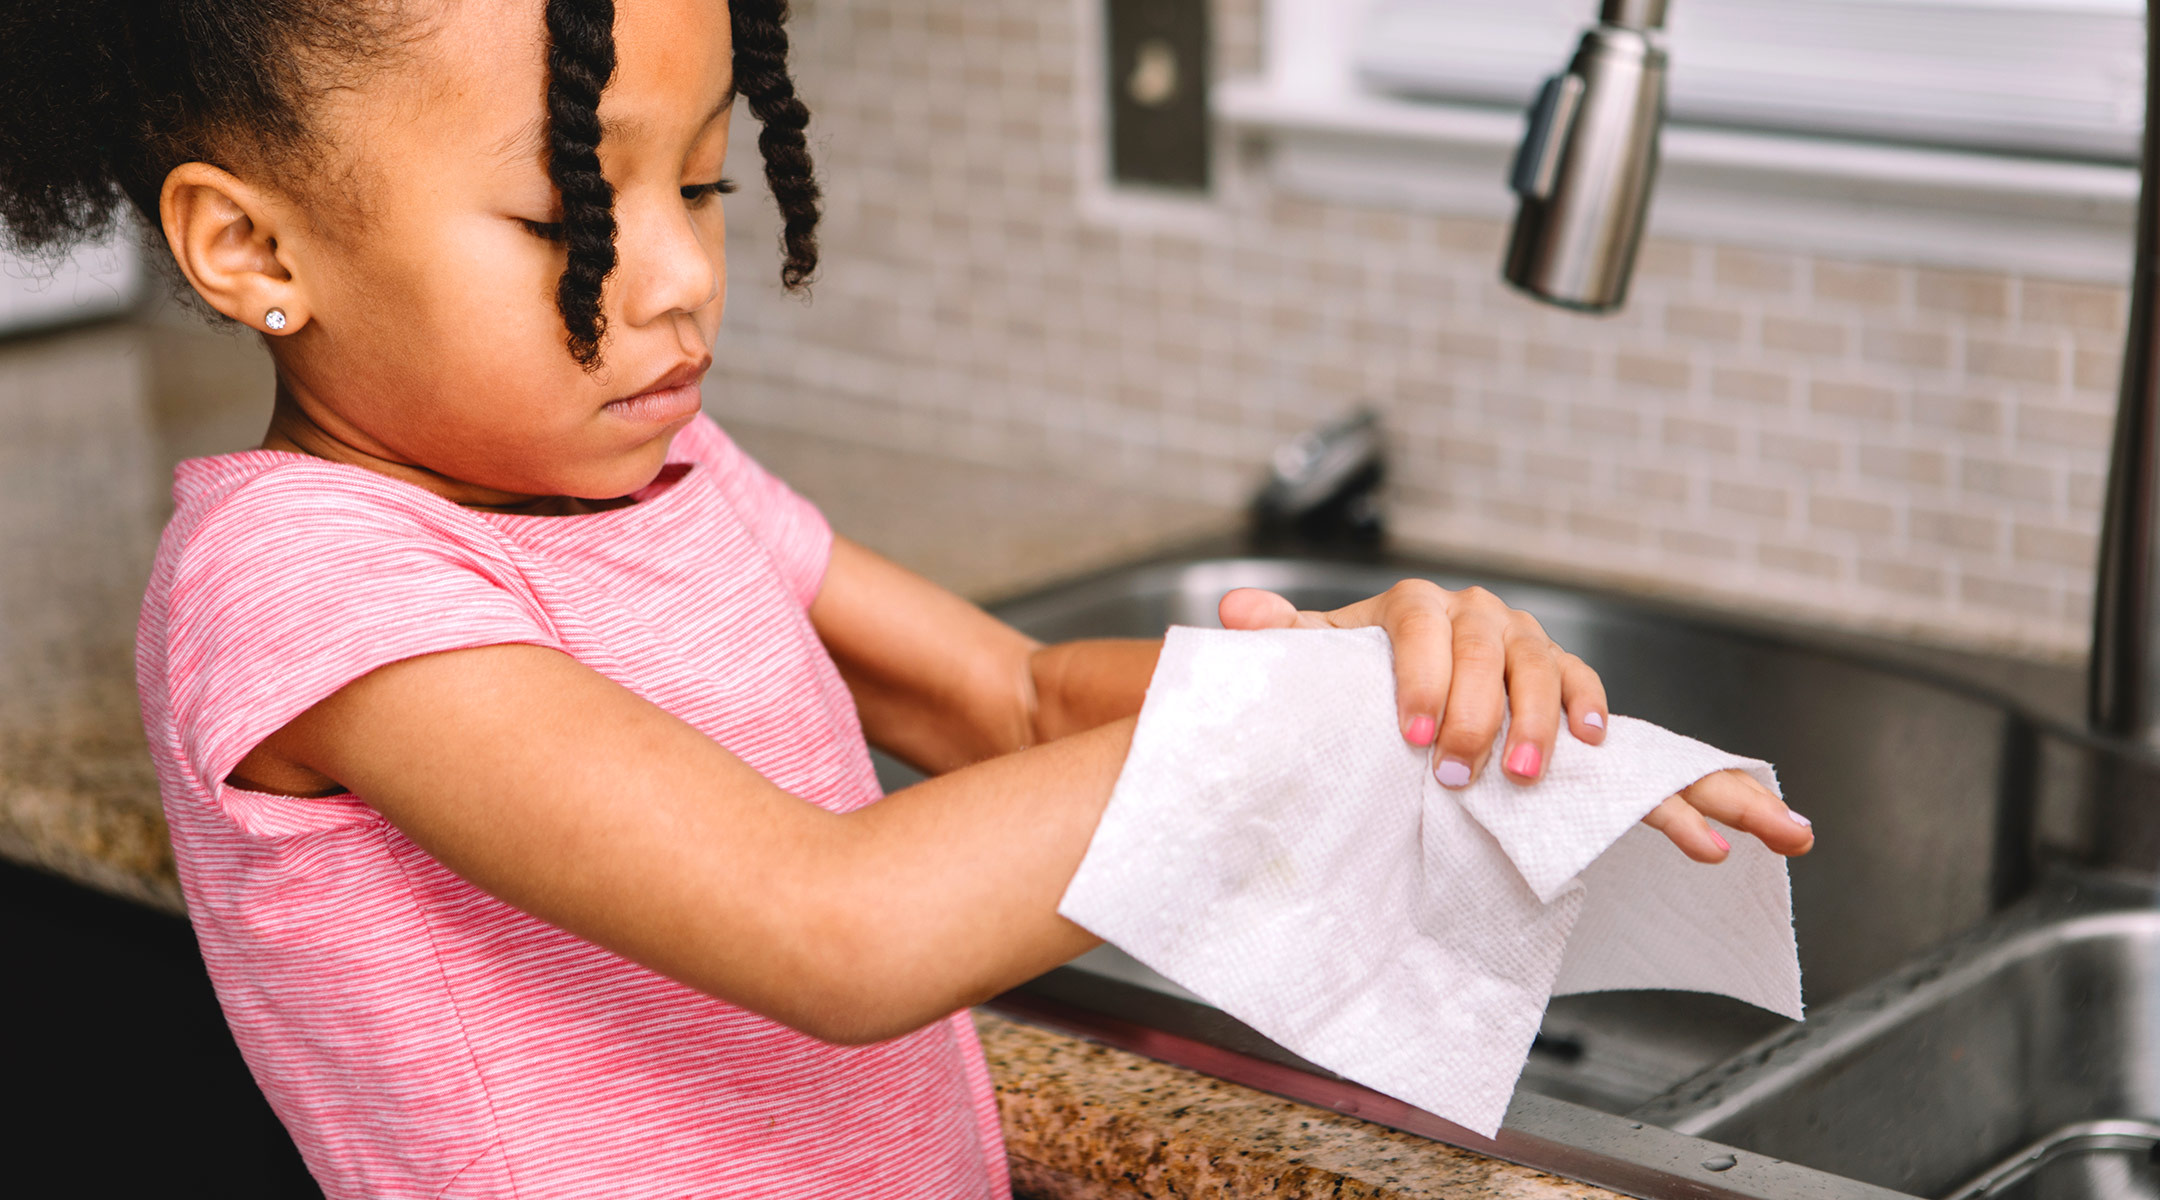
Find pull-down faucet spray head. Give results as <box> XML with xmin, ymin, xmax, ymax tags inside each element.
<box><xmin>1503</xmin><ymin>0</ymin><xmax>1671</xmax><ymax>313</ymax></box>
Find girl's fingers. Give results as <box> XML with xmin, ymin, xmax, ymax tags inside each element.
<box><xmin>1675</xmin><ymin>768</ymin><xmax>1815</xmax><ymax>857</ymax></box>
<box><xmin>1217</xmin><ymin>587</ymin><xmax>1302</xmax><ymax>630</ymax></box>
<box><xmin>1233</xmin><ymin>578</ymin><xmax>1603</xmax><ymax>788</ymax></box>
<box><xmin>1433</xmin><ymin>588</ymin><xmax>1510</xmax><ymax>787</ymax></box>
<box><xmin>1499</xmin><ymin>615</ymin><xmax>1562</xmax><ymax>784</ymax></box>
<box><xmin>1640</xmin><ymin>794</ymin><xmax>1729</xmax><ymax>863</ymax></box>
<box><xmin>1370</xmin><ymin>583</ymin><xmax>1455</xmax><ymax>747</ymax></box>
<box><xmin>1559</xmin><ymin>652</ymin><xmax>1610</xmax><ymax>745</ymax></box>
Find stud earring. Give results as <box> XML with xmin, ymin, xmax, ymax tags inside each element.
<box><xmin>264</xmin><ymin>308</ymin><xmax>288</xmax><ymax>332</ymax></box>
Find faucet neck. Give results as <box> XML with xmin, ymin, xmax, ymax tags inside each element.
<box><xmin>2085</xmin><ymin>1</ymin><xmax>2160</xmax><ymax>738</ymax></box>
<box><xmin>1599</xmin><ymin>0</ymin><xmax>1668</xmax><ymax>30</ymax></box>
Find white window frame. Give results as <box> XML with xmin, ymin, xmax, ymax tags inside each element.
<box><xmin>1216</xmin><ymin>0</ymin><xmax>2140</xmax><ymax>281</ymax></box>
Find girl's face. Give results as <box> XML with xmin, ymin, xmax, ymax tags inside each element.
<box><xmin>255</xmin><ymin>0</ymin><xmax>736</xmax><ymax>506</ymax></box>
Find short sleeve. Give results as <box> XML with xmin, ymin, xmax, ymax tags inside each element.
<box><xmin>672</xmin><ymin>416</ymin><xmax>833</xmax><ymax>608</ymax></box>
<box><xmin>161</xmin><ymin>467</ymin><xmax>562</xmax><ymax>833</ymax></box>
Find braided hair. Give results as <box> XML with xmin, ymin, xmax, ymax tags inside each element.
<box><xmin>545</xmin><ymin>0</ymin><xmax>821</xmax><ymax>367</ymax></box>
<box><xmin>544</xmin><ymin>0</ymin><xmax>620</xmax><ymax>368</ymax></box>
<box><xmin>0</xmin><ymin>1</ymin><xmax>823</xmax><ymax>369</ymax></box>
<box><xmin>731</xmin><ymin>0</ymin><xmax>822</xmax><ymax>291</ymax></box>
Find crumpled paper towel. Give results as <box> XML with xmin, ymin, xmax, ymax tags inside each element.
<box><xmin>1058</xmin><ymin>625</ymin><xmax>1802</xmax><ymax>1138</ymax></box>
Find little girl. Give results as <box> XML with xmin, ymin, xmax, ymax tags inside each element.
<box><xmin>0</xmin><ymin>1</ymin><xmax>1811</xmax><ymax>1196</ymax></box>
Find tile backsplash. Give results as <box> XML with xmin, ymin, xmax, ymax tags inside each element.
<box><xmin>711</xmin><ymin>0</ymin><xmax>2130</xmax><ymax>662</ymax></box>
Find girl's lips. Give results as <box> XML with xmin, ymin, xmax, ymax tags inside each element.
<box><xmin>604</xmin><ymin>381</ymin><xmax>703</xmax><ymax>425</ymax></box>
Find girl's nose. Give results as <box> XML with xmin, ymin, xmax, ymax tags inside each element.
<box><xmin>616</xmin><ymin>194</ymin><xmax>723</xmax><ymax>327</ymax></box>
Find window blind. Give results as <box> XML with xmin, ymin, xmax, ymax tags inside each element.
<box><xmin>1356</xmin><ymin>0</ymin><xmax>2143</xmax><ymax>162</ymax></box>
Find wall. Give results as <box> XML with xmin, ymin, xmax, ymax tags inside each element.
<box><xmin>710</xmin><ymin>0</ymin><xmax>2130</xmax><ymax>662</ymax></box>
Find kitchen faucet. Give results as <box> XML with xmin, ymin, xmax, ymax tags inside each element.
<box><xmin>2088</xmin><ymin>6</ymin><xmax>2160</xmax><ymax>743</ymax></box>
<box><xmin>1508</xmin><ymin>0</ymin><xmax>2160</xmax><ymax>747</ymax></box>
<box><xmin>1504</xmin><ymin>0</ymin><xmax>1668</xmax><ymax>312</ymax></box>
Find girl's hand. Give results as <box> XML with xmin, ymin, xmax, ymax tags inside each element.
<box><xmin>1217</xmin><ymin>583</ymin><xmax>1815</xmax><ymax>865</ymax></box>
<box><xmin>1218</xmin><ymin>581</ymin><xmax>1607</xmax><ymax>789</ymax></box>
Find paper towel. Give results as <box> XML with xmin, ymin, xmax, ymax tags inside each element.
<box><xmin>1058</xmin><ymin>625</ymin><xmax>1802</xmax><ymax>1138</ymax></box>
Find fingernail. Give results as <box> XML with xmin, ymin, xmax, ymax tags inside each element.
<box><xmin>1710</xmin><ymin>830</ymin><xmax>1731</xmax><ymax>853</ymax></box>
<box><xmin>1583</xmin><ymin>711</ymin><xmax>1605</xmax><ymax>730</ymax></box>
<box><xmin>1786</xmin><ymin>811</ymin><xmax>1812</xmax><ymax>828</ymax></box>
<box><xmin>1505</xmin><ymin>742</ymin><xmax>1541</xmax><ymax>779</ymax></box>
<box><xmin>1406</xmin><ymin>715</ymin><xmax>1437</xmax><ymax>746</ymax></box>
<box><xmin>1435</xmin><ymin>758</ymin><xmax>1472</xmax><ymax>788</ymax></box>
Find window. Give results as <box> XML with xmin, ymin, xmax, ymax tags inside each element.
<box><xmin>1216</xmin><ymin>0</ymin><xmax>2143</xmax><ymax>279</ymax></box>
<box><xmin>1357</xmin><ymin>0</ymin><xmax>2142</xmax><ymax>162</ymax></box>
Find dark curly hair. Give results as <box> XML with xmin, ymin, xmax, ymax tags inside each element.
<box><xmin>0</xmin><ymin>0</ymin><xmax>822</xmax><ymax>367</ymax></box>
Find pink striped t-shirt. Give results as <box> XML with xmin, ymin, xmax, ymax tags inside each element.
<box><xmin>135</xmin><ymin>416</ymin><xmax>1011</xmax><ymax>1199</ymax></box>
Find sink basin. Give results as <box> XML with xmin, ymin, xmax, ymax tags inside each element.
<box><xmin>1641</xmin><ymin>873</ymin><xmax>2160</xmax><ymax>1200</ymax></box>
<box><xmin>981</xmin><ymin>555</ymin><xmax>2039</xmax><ymax>1014</ymax></box>
<box><xmin>871</xmin><ymin>550</ymin><xmax>2160</xmax><ymax>1198</ymax></box>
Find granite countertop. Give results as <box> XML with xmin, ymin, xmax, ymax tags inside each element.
<box><xmin>1</xmin><ymin>314</ymin><xmax>1621</xmax><ymax>1200</ymax></box>
<box><xmin>976</xmin><ymin>1012</ymin><xmax>1622</xmax><ymax>1200</ymax></box>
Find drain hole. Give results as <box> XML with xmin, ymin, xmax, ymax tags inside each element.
<box><xmin>1531</xmin><ymin>1033</ymin><xmax>1585</xmax><ymax>1062</ymax></box>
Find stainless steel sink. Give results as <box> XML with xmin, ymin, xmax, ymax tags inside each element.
<box><xmin>1641</xmin><ymin>873</ymin><xmax>2160</xmax><ymax>1200</ymax></box>
<box><xmin>870</xmin><ymin>551</ymin><xmax>2160</xmax><ymax>1199</ymax></box>
<box><xmin>981</xmin><ymin>555</ymin><xmax>2041</xmax><ymax>1015</ymax></box>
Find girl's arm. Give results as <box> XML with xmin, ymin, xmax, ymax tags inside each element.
<box><xmin>808</xmin><ymin>536</ymin><xmax>1156</xmax><ymax>773</ymax></box>
<box><xmin>263</xmin><ymin>640</ymin><xmax>1127</xmax><ymax>1045</ymax></box>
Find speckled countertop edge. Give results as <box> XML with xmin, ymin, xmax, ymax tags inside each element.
<box><xmin>975</xmin><ymin>1012</ymin><xmax>1625</xmax><ymax>1200</ymax></box>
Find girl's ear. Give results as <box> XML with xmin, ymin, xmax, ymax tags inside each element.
<box><xmin>159</xmin><ymin>162</ymin><xmax>312</xmax><ymax>336</ymax></box>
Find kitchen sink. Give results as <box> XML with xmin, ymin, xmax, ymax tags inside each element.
<box><xmin>872</xmin><ymin>550</ymin><xmax>2160</xmax><ymax>1199</ymax></box>
<box><xmin>1641</xmin><ymin>872</ymin><xmax>2160</xmax><ymax>1200</ymax></box>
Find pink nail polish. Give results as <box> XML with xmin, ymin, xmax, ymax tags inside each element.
<box><xmin>1710</xmin><ymin>830</ymin><xmax>1731</xmax><ymax>853</ymax></box>
<box><xmin>1583</xmin><ymin>711</ymin><xmax>1605</xmax><ymax>730</ymax></box>
<box><xmin>1787</xmin><ymin>811</ymin><xmax>1812</xmax><ymax>828</ymax></box>
<box><xmin>1406</xmin><ymin>716</ymin><xmax>1437</xmax><ymax>746</ymax></box>
<box><xmin>1505</xmin><ymin>742</ymin><xmax>1541</xmax><ymax>778</ymax></box>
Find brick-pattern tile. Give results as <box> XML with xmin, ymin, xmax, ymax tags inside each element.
<box><xmin>1812</xmin><ymin>261</ymin><xmax>1906</xmax><ymax>307</ymax></box>
<box><xmin>1811</xmin><ymin>495</ymin><xmax>1896</xmax><ymax>537</ymax></box>
<box><xmin>1760</xmin><ymin>315</ymin><xmax>1847</xmax><ymax>357</ymax></box>
<box><xmin>1666</xmin><ymin>303</ymin><xmax>1746</xmax><ymax>343</ymax></box>
<box><xmin>1966</xmin><ymin>337</ymin><xmax>2063</xmax><ymax>387</ymax></box>
<box><xmin>706</xmin><ymin>0</ymin><xmax>2131</xmax><ymax>659</ymax></box>
<box><xmin>2022</xmin><ymin>280</ymin><xmax>2125</xmax><ymax>331</ymax></box>
<box><xmin>1710</xmin><ymin>480</ymin><xmax>1789</xmax><ymax>519</ymax></box>
<box><xmin>1860</xmin><ymin>559</ymin><xmax>1946</xmax><ymax>598</ymax></box>
<box><xmin>1861</xmin><ymin>327</ymin><xmax>1953</xmax><ymax>371</ymax></box>
<box><xmin>1711</xmin><ymin>366</ymin><xmax>1791</xmax><ymax>407</ymax></box>
<box><xmin>1911</xmin><ymin>509</ymin><xmax>2001</xmax><ymax>553</ymax></box>
<box><xmin>2077</xmin><ymin>345</ymin><xmax>2124</xmax><ymax>392</ymax></box>
<box><xmin>1915</xmin><ymin>268</ymin><xmax>2011</xmax><ymax>319</ymax></box>
<box><xmin>1714</xmin><ymin>247</ymin><xmax>1800</xmax><ymax>295</ymax></box>
<box><xmin>1912</xmin><ymin>391</ymin><xmax>2004</xmax><ymax>436</ymax></box>
<box><xmin>1616</xmin><ymin>351</ymin><xmax>1692</xmax><ymax>392</ymax></box>
<box><xmin>1810</xmin><ymin>380</ymin><xmax>1898</xmax><ymax>422</ymax></box>
<box><xmin>1759</xmin><ymin>542</ymin><xmax>1841</xmax><ymax>579</ymax></box>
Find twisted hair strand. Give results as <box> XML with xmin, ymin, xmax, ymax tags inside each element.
<box><xmin>731</xmin><ymin>0</ymin><xmax>821</xmax><ymax>291</ymax></box>
<box><xmin>544</xmin><ymin>0</ymin><xmax>619</xmax><ymax>368</ymax></box>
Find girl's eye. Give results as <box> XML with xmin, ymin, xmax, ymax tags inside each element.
<box><xmin>682</xmin><ymin>178</ymin><xmax>738</xmax><ymax>203</ymax></box>
<box><xmin>518</xmin><ymin>179</ymin><xmax>733</xmax><ymax>240</ymax></box>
